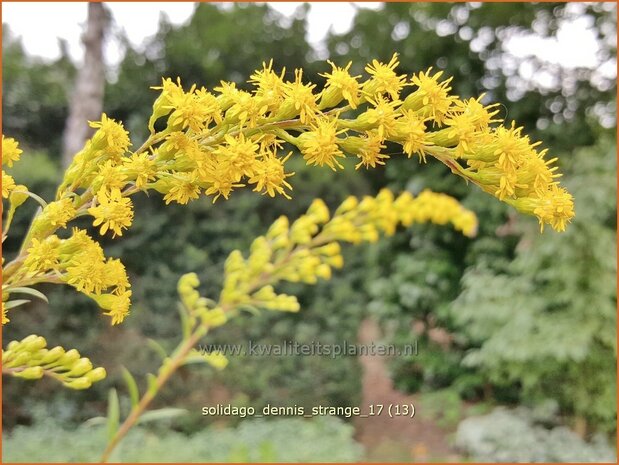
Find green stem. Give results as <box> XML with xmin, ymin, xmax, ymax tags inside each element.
<box><xmin>426</xmin><ymin>146</ymin><xmax>483</xmax><ymax>188</ymax></box>
<box><xmin>99</xmin><ymin>326</ymin><xmax>206</xmax><ymax>463</ymax></box>
<box><xmin>2</xmin><ymin>255</ymin><xmax>27</xmax><ymax>283</ymax></box>
<box><xmin>134</xmin><ymin>130</ymin><xmax>169</xmax><ymax>157</ymax></box>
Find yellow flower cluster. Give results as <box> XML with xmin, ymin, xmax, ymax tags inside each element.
<box><xmin>1</xmin><ymin>53</ymin><xmax>574</xmax><ymax>331</ymax></box>
<box><xmin>442</xmin><ymin>121</ymin><xmax>575</xmax><ymax>232</ymax></box>
<box><xmin>178</xmin><ymin>272</ymin><xmax>228</xmax><ymax>330</ymax></box>
<box><xmin>130</xmin><ymin>54</ymin><xmax>572</xmax><ymax>230</ymax></box>
<box><xmin>22</xmin><ymin>228</ymin><xmax>131</xmax><ymax>325</ymax></box>
<box><xmin>2</xmin><ymin>170</ymin><xmax>16</xmax><ymax>199</ymax></box>
<box><xmin>2</xmin><ymin>135</ymin><xmax>23</xmax><ymax>167</ymax></box>
<box><xmin>219</xmin><ymin>188</ymin><xmax>477</xmax><ymax>313</ymax></box>
<box><xmin>164</xmin><ymin>189</ymin><xmax>474</xmax><ymax>379</ymax></box>
<box><xmin>2</xmin><ymin>335</ymin><xmax>106</xmax><ymax>389</ymax></box>
<box><xmin>2</xmin><ymin>125</ymin><xmax>134</xmax><ymax>325</ymax></box>
<box><xmin>2</xmin><ymin>135</ymin><xmax>23</xmax><ymax>198</ymax></box>
<box><xmin>1</xmin><ymin>55</ymin><xmax>575</xmax><ymax>398</ymax></box>
<box><xmin>88</xmin><ymin>188</ymin><xmax>134</xmax><ymax>237</ymax></box>
<box><xmin>177</xmin><ymin>273</ymin><xmax>229</xmax><ymax>369</ymax></box>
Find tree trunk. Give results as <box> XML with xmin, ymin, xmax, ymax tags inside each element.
<box><xmin>61</xmin><ymin>2</ymin><xmax>110</xmax><ymax>168</ymax></box>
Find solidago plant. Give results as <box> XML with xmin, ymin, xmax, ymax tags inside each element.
<box><xmin>1</xmin><ymin>53</ymin><xmax>574</xmax><ymax>460</ymax></box>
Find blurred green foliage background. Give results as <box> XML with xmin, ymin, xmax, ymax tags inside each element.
<box><xmin>2</xmin><ymin>2</ymin><xmax>616</xmax><ymax>462</ymax></box>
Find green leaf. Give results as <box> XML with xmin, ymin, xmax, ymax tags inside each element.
<box><xmin>82</xmin><ymin>416</ymin><xmax>107</xmax><ymax>427</ymax></box>
<box><xmin>21</xmin><ymin>190</ymin><xmax>48</xmax><ymax>209</ymax></box>
<box><xmin>146</xmin><ymin>338</ymin><xmax>168</xmax><ymax>361</ymax></box>
<box><xmin>7</xmin><ymin>287</ymin><xmax>49</xmax><ymax>303</ymax></box>
<box><xmin>120</xmin><ymin>366</ymin><xmax>139</xmax><ymax>408</ymax></box>
<box><xmin>181</xmin><ymin>348</ymin><xmax>207</xmax><ymax>366</ymax></box>
<box><xmin>3</xmin><ymin>299</ymin><xmax>31</xmax><ymax>310</ymax></box>
<box><xmin>106</xmin><ymin>388</ymin><xmax>120</xmax><ymax>442</ymax></box>
<box><xmin>136</xmin><ymin>408</ymin><xmax>188</xmax><ymax>425</ymax></box>
<box><xmin>182</xmin><ymin>354</ymin><xmax>210</xmax><ymax>365</ymax></box>
<box><xmin>239</xmin><ymin>304</ymin><xmax>261</xmax><ymax>316</ymax></box>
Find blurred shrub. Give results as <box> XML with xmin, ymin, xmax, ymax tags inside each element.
<box><xmin>2</xmin><ymin>416</ymin><xmax>363</xmax><ymax>462</ymax></box>
<box><xmin>329</xmin><ymin>5</ymin><xmax>616</xmax><ymax>421</ymax></box>
<box><xmin>455</xmin><ymin>407</ymin><xmax>617</xmax><ymax>462</ymax></box>
<box><xmin>451</xmin><ymin>138</ymin><xmax>617</xmax><ymax>433</ymax></box>
<box><xmin>362</xmin><ymin>158</ymin><xmax>515</xmax><ymax>402</ymax></box>
<box><xmin>418</xmin><ymin>388</ymin><xmax>465</xmax><ymax>429</ymax></box>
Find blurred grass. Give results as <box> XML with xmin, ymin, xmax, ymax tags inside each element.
<box><xmin>2</xmin><ymin>416</ymin><xmax>363</xmax><ymax>463</ymax></box>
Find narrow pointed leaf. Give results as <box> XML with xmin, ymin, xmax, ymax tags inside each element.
<box><xmin>3</xmin><ymin>300</ymin><xmax>31</xmax><ymax>310</ymax></box>
<box><xmin>136</xmin><ymin>408</ymin><xmax>188</xmax><ymax>424</ymax></box>
<box><xmin>146</xmin><ymin>338</ymin><xmax>168</xmax><ymax>361</ymax></box>
<box><xmin>120</xmin><ymin>366</ymin><xmax>139</xmax><ymax>408</ymax></box>
<box><xmin>7</xmin><ymin>287</ymin><xmax>49</xmax><ymax>303</ymax></box>
<box><xmin>82</xmin><ymin>416</ymin><xmax>107</xmax><ymax>427</ymax></box>
<box><xmin>106</xmin><ymin>388</ymin><xmax>120</xmax><ymax>442</ymax></box>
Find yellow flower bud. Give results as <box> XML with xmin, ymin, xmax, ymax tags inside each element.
<box><xmin>178</xmin><ymin>273</ymin><xmax>200</xmax><ymax>295</ymax></box>
<box><xmin>253</xmin><ymin>285</ymin><xmax>277</xmax><ymax>301</ymax></box>
<box><xmin>15</xmin><ymin>366</ymin><xmax>44</xmax><ymax>380</ymax></box>
<box><xmin>9</xmin><ymin>185</ymin><xmax>29</xmax><ymax>209</ymax></box>
<box><xmin>266</xmin><ymin>216</ymin><xmax>289</xmax><ymax>239</ymax></box>
<box><xmin>325</xmin><ymin>254</ymin><xmax>344</xmax><ymax>269</ymax></box>
<box><xmin>58</xmin><ymin>349</ymin><xmax>81</xmax><ymax>366</ymax></box>
<box><xmin>7</xmin><ymin>340</ymin><xmax>21</xmax><ymax>351</ymax></box>
<box><xmin>276</xmin><ymin>295</ymin><xmax>301</xmax><ymax>312</ymax></box>
<box><xmin>316</xmin><ymin>242</ymin><xmax>341</xmax><ymax>257</ymax></box>
<box><xmin>66</xmin><ymin>358</ymin><xmax>94</xmax><ymax>377</ymax></box>
<box><xmin>290</xmin><ymin>215</ymin><xmax>318</xmax><ymax>245</ymax></box>
<box><xmin>6</xmin><ymin>351</ymin><xmax>31</xmax><ymax>368</ymax></box>
<box><xmin>203</xmin><ymin>352</ymin><xmax>229</xmax><ymax>370</ymax></box>
<box><xmin>41</xmin><ymin>346</ymin><xmax>65</xmax><ymax>364</ymax></box>
<box><xmin>64</xmin><ymin>377</ymin><xmax>93</xmax><ymax>390</ymax></box>
<box><xmin>200</xmin><ymin>307</ymin><xmax>227</xmax><ymax>328</ymax></box>
<box><xmin>23</xmin><ymin>336</ymin><xmax>47</xmax><ymax>352</ymax></box>
<box><xmin>21</xmin><ymin>334</ymin><xmax>42</xmax><ymax>346</ymax></box>
<box><xmin>360</xmin><ymin>224</ymin><xmax>380</xmax><ymax>243</ymax></box>
<box><xmin>307</xmin><ymin>199</ymin><xmax>330</xmax><ymax>224</ymax></box>
<box><xmin>335</xmin><ymin>196</ymin><xmax>358</xmax><ymax>215</ymax></box>
<box><xmin>85</xmin><ymin>367</ymin><xmax>107</xmax><ymax>383</ymax></box>
<box><xmin>315</xmin><ymin>264</ymin><xmax>332</xmax><ymax>280</ymax></box>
